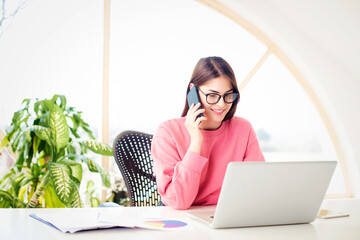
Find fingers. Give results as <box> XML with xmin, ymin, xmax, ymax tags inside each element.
<box><xmin>194</xmin><ymin>115</ymin><xmax>207</xmax><ymax>125</ymax></box>
<box><xmin>189</xmin><ymin>103</ymin><xmax>205</xmax><ymax>121</ymax></box>
<box><xmin>189</xmin><ymin>103</ymin><xmax>200</xmax><ymax>112</ymax></box>
<box><xmin>190</xmin><ymin>103</ymin><xmax>203</xmax><ymax>114</ymax></box>
<box><xmin>187</xmin><ymin>103</ymin><xmax>206</xmax><ymax>126</ymax></box>
<box><xmin>185</xmin><ymin>103</ymin><xmax>206</xmax><ymax>150</ymax></box>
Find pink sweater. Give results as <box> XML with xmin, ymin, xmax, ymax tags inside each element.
<box><xmin>151</xmin><ymin>116</ymin><xmax>265</xmax><ymax>210</ymax></box>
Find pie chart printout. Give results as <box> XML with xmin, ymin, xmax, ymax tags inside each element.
<box><xmin>143</xmin><ymin>220</ymin><xmax>188</xmax><ymax>229</ymax></box>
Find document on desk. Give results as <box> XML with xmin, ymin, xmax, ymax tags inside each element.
<box><xmin>30</xmin><ymin>209</ymin><xmax>191</xmax><ymax>233</ymax></box>
<box><xmin>98</xmin><ymin>212</ymin><xmax>191</xmax><ymax>231</ymax></box>
<box><xmin>29</xmin><ymin>210</ymin><xmax>136</xmax><ymax>233</ymax></box>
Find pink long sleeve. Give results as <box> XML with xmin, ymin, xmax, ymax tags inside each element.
<box><xmin>152</xmin><ymin>135</ymin><xmax>208</xmax><ymax>209</ymax></box>
<box><xmin>151</xmin><ymin>117</ymin><xmax>264</xmax><ymax>210</ymax></box>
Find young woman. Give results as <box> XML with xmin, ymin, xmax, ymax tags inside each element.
<box><xmin>151</xmin><ymin>56</ymin><xmax>265</xmax><ymax>210</ymax></box>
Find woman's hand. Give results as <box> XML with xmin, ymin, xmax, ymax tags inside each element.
<box><xmin>184</xmin><ymin>103</ymin><xmax>207</xmax><ymax>154</ymax></box>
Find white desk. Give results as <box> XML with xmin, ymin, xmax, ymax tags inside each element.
<box><xmin>1</xmin><ymin>199</ymin><xmax>359</xmax><ymax>240</ymax></box>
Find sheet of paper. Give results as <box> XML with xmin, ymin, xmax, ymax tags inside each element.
<box><xmin>30</xmin><ymin>210</ymin><xmax>135</xmax><ymax>233</ymax></box>
<box><xmin>98</xmin><ymin>213</ymin><xmax>192</xmax><ymax>231</ymax></box>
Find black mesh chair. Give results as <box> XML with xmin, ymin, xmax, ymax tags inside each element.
<box><xmin>113</xmin><ymin>130</ymin><xmax>161</xmax><ymax>207</ymax></box>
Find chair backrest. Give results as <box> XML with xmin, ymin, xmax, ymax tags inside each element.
<box><xmin>113</xmin><ymin>130</ymin><xmax>161</xmax><ymax>206</ymax></box>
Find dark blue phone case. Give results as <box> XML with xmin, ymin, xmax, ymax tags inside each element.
<box><xmin>187</xmin><ymin>86</ymin><xmax>204</xmax><ymax>119</ymax></box>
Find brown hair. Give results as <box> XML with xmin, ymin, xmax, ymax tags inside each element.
<box><xmin>181</xmin><ymin>56</ymin><xmax>240</xmax><ymax>121</ymax></box>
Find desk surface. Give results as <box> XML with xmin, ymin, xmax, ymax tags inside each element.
<box><xmin>1</xmin><ymin>199</ymin><xmax>359</xmax><ymax>240</ymax></box>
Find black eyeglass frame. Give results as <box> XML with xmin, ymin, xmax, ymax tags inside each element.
<box><xmin>198</xmin><ymin>88</ymin><xmax>239</xmax><ymax>105</ymax></box>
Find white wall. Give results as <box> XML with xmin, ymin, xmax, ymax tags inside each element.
<box><xmin>219</xmin><ymin>0</ymin><xmax>360</xmax><ymax>196</ymax></box>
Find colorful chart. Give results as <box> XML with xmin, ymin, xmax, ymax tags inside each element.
<box><xmin>143</xmin><ymin>220</ymin><xmax>188</xmax><ymax>228</ymax></box>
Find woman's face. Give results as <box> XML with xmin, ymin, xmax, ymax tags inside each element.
<box><xmin>198</xmin><ymin>76</ymin><xmax>234</xmax><ymax>130</ymax></box>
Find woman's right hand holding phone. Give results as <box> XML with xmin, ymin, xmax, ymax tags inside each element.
<box><xmin>185</xmin><ymin>103</ymin><xmax>207</xmax><ymax>155</ymax></box>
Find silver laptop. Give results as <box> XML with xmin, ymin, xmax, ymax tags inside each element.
<box><xmin>187</xmin><ymin>161</ymin><xmax>337</xmax><ymax>228</ymax></box>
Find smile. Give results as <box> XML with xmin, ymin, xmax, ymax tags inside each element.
<box><xmin>211</xmin><ymin>108</ymin><xmax>225</xmax><ymax>115</ymax></box>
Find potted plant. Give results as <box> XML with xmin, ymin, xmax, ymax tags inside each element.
<box><xmin>109</xmin><ymin>173</ymin><xmax>130</xmax><ymax>206</ymax></box>
<box><xmin>0</xmin><ymin>94</ymin><xmax>112</xmax><ymax>208</ymax></box>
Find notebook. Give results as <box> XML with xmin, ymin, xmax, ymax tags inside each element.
<box><xmin>187</xmin><ymin>161</ymin><xmax>337</xmax><ymax>229</ymax></box>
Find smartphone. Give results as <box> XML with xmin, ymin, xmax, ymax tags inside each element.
<box><xmin>186</xmin><ymin>86</ymin><xmax>204</xmax><ymax>119</ymax></box>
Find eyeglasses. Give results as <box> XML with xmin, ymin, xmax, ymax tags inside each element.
<box><xmin>198</xmin><ymin>88</ymin><xmax>239</xmax><ymax>105</ymax></box>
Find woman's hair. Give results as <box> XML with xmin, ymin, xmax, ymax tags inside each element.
<box><xmin>181</xmin><ymin>56</ymin><xmax>240</xmax><ymax>121</ymax></box>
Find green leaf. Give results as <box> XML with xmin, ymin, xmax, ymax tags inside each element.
<box><xmin>30</xmin><ymin>162</ymin><xmax>42</xmax><ymax>178</ymax></box>
<box><xmin>49</xmin><ymin>105</ymin><xmax>69</xmax><ymax>152</ymax></box>
<box><xmin>67</xmin><ymin>144</ymin><xmax>76</xmax><ymax>155</ymax></box>
<box><xmin>97</xmin><ymin>166</ymin><xmax>111</xmax><ymax>188</ymax></box>
<box><xmin>83</xmin><ymin>157</ymin><xmax>110</xmax><ymax>188</ymax></box>
<box><xmin>69</xmin><ymin>127</ymin><xmax>80</xmax><ymax>139</ymax></box>
<box><xmin>22</xmin><ymin>98</ymin><xmax>31</xmax><ymax>106</ymax></box>
<box><xmin>0</xmin><ymin>137</ymin><xmax>9</xmax><ymax>150</ymax></box>
<box><xmin>90</xmin><ymin>197</ymin><xmax>100</xmax><ymax>208</ymax></box>
<box><xmin>12</xmin><ymin>131</ymin><xmax>22</xmax><ymax>151</ymax></box>
<box><xmin>43</xmin><ymin>183</ymin><xmax>66</xmax><ymax>208</ymax></box>
<box><xmin>70</xmin><ymin>164</ymin><xmax>82</xmax><ymax>185</ymax></box>
<box><xmin>11</xmin><ymin>110</ymin><xmax>24</xmax><ymax>125</ymax></box>
<box><xmin>58</xmin><ymin>95</ymin><xmax>67</xmax><ymax>109</ymax></box>
<box><xmin>48</xmin><ymin>162</ymin><xmax>75</xmax><ymax>205</ymax></box>
<box><xmin>68</xmin><ymin>154</ymin><xmax>110</xmax><ymax>188</ymax></box>
<box><xmin>24</xmin><ymin>126</ymin><xmax>51</xmax><ymax>146</ymax></box>
<box><xmin>86</xmin><ymin>180</ymin><xmax>95</xmax><ymax>193</ymax></box>
<box><xmin>80</xmin><ymin>139</ymin><xmax>113</xmax><ymax>156</ymax></box>
<box><xmin>34</xmin><ymin>101</ymin><xmax>40</xmax><ymax>114</ymax></box>
<box><xmin>18</xmin><ymin>185</ymin><xmax>27</xmax><ymax>201</ymax></box>
<box><xmin>59</xmin><ymin>159</ymin><xmax>83</xmax><ymax>186</ymax></box>
<box><xmin>69</xmin><ymin>188</ymin><xmax>84</xmax><ymax>208</ymax></box>
<box><xmin>82</xmin><ymin>126</ymin><xmax>95</xmax><ymax>139</ymax></box>
<box><xmin>0</xmin><ymin>190</ymin><xmax>26</xmax><ymax>208</ymax></box>
<box><xmin>32</xmin><ymin>135</ymin><xmax>41</xmax><ymax>156</ymax></box>
<box><xmin>0</xmin><ymin>190</ymin><xmax>13</xmax><ymax>201</ymax></box>
<box><xmin>24</xmin><ymin>143</ymin><xmax>30</xmax><ymax>167</ymax></box>
<box><xmin>15</xmin><ymin>150</ymin><xmax>25</xmax><ymax>171</ymax></box>
<box><xmin>0</xmin><ymin>200</ymin><xmax>11</xmax><ymax>208</ymax></box>
<box><xmin>84</xmin><ymin>157</ymin><xmax>99</xmax><ymax>172</ymax></box>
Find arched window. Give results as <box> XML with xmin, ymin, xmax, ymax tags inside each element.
<box><xmin>108</xmin><ymin>0</ymin><xmax>348</xmax><ymax>197</ymax></box>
